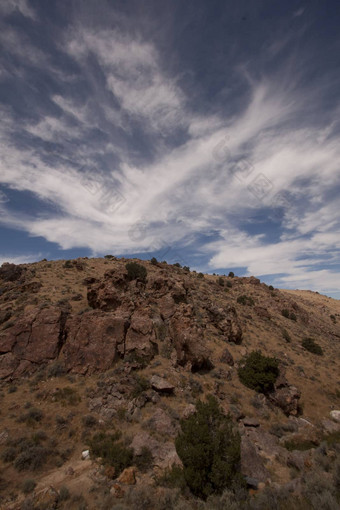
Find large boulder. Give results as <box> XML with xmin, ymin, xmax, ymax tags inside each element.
<box><xmin>269</xmin><ymin>385</ymin><xmax>301</xmax><ymax>416</ymax></box>
<box><xmin>0</xmin><ymin>306</ymin><xmax>67</xmax><ymax>379</ymax></box>
<box><xmin>169</xmin><ymin>305</ymin><xmax>212</xmax><ymax>371</ymax></box>
<box><xmin>63</xmin><ymin>311</ymin><xmax>129</xmax><ymax>374</ymax></box>
<box><xmin>206</xmin><ymin>305</ymin><xmax>243</xmax><ymax>344</ymax></box>
<box><xmin>151</xmin><ymin>375</ymin><xmax>175</xmax><ymax>393</ymax></box>
<box><xmin>240</xmin><ymin>436</ymin><xmax>270</xmax><ymax>483</ymax></box>
<box><xmin>124</xmin><ymin>310</ymin><xmax>158</xmax><ymax>359</ymax></box>
<box><xmin>268</xmin><ymin>366</ymin><xmax>301</xmax><ymax>416</ymax></box>
<box><xmin>330</xmin><ymin>410</ymin><xmax>340</xmax><ymax>423</ymax></box>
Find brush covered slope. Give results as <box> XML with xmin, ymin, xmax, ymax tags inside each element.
<box><xmin>0</xmin><ymin>257</ymin><xmax>339</xmax><ymax>509</ymax></box>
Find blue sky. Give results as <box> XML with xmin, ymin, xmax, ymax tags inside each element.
<box><xmin>0</xmin><ymin>0</ymin><xmax>340</xmax><ymax>297</ymax></box>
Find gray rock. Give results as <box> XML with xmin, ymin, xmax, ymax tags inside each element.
<box><xmin>330</xmin><ymin>410</ymin><xmax>340</xmax><ymax>423</ymax></box>
<box><xmin>240</xmin><ymin>436</ymin><xmax>271</xmax><ymax>482</ymax></box>
<box><xmin>150</xmin><ymin>375</ymin><xmax>175</xmax><ymax>393</ymax></box>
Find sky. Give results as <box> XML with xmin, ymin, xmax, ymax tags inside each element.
<box><xmin>0</xmin><ymin>0</ymin><xmax>340</xmax><ymax>298</ymax></box>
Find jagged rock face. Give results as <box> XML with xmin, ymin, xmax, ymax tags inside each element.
<box><xmin>169</xmin><ymin>305</ymin><xmax>212</xmax><ymax>370</ymax></box>
<box><xmin>240</xmin><ymin>435</ymin><xmax>270</xmax><ymax>483</ymax></box>
<box><xmin>124</xmin><ymin>310</ymin><xmax>158</xmax><ymax>359</ymax></box>
<box><xmin>0</xmin><ymin>307</ymin><xmax>66</xmax><ymax>378</ymax></box>
<box><xmin>63</xmin><ymin>311</ymin><xmax>129</xmax><ymax>374</ymax></box>
<box><xmin>268</xmin><ymin>366</ymin><xmax>301</xmax><ymax>416</ymax></box>
<box><xmin>0</xmin><ymin>263</ymin><xmax>25</xmax><ymax>282</ymax></box>
<box><xmin>206</xmin><ymin>305</ymin><xmax>243</xmax><ymax>344</ymax></box>
<box><xmin>269</xmin><ymin>385</ymin><xmax>301</xmax><ymax>416</ymax></box>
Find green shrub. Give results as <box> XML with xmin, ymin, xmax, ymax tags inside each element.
<box><xmin>1</xmin><ymin>446</ymin><xmax>17</xmax><ymax>462</ymax></box>
<box><xmin>158</xmin><ymin>464</ymin><xmax>186</xmax><ymax>490</ymax></box>
<box><xmin>14</xmin><ymin>446</ymin><xmax>50</xmax><ymax>471</ymax></box>
<box><xmin>198</xmin><ymin>272</ymin><xmax>204</xmax><ymax>278</ymax></box>
<box><xmin>18</xmin><ymin>408</ymin><xmax>44</xmax><ymax>425</ymax></box>
<box><xmin>228</xmin><ymin>272</ymin><xmax>235</xmax><ymax>278</ymax></box>
<box><xmin>89</xmin><ymin>432</ymin><xmax>133</xmax><ymax>475</ymax></box>
<box><xmin>150</xmin><ymin>257</ymin><xmax>158</xmax><ymax>265</ymax></box>
<box><xmin>21</xmin><ymin>479</ymin><xmax>36</xmax><ymax>494</ymax></box>
<box><xmin>330</xmin><ymin>314</ymin><xmax>336</xmax><ymax>324</ymax></box>
<box><xmin>183</xmin><ymin>266</ymin><xmax>190</xmax><ymax>272</ymax></box>
<box><xmin>174</xmin><ymin>262</ymin><xmax>182</xmax><ymax>268</ymax></box>
<box><xmin>226</xmin><ymin>281</ymin><xmax>232</xmax><ymax>288</ymax></box>
<box><xmin>268</xmin><ymin>285</ymin><xmax>274</xmax><ymax>291</ymax></box>
<box><xmin>302</xmin><ymin>337</ymin><xmax>323</xmax><ymax>356</ymax></box>
<box><xmin>104</xmin><ymin>254</ymin><xmax>114</xmax><ymax>259</ymax></box>
<box><xmin>59</xmin><ymin>485</ymin><xmax>70</xmax><ymax>501</ymax></box>
<box><xmin>125</xmin><ymin>262</ymin><xmax>147</xmax><ymax>282</ymax></box>
<box><xmin>282</xmin><ymin>309</ymin><xmax>297</xmax><ymax>321</ymax></box>
<box><xmin>130</xmin><ymin>375</ymin><xmax>150</xmax><ymax>398</ymax></box>
<box><xmin>82</xmin><ymin>415</ymin><xmax>97</xmax><ymax>428</ymax></box>
<box><xmin>175</xmin><ymin>395</ymin><xmax>241</xmax><ymax>500</ymax></box>
<box><xmin>237</xmin><ymin>295</ymin><xmax>254</xmax><ymax>306</ymax></box>
<box><xmin>218</xmin><ymin>277</ymin><xmax>224</xmax><ymax>287</ymax></box>
<box><xmin>53</xmin><ymin>387</ymin><xmax>81</xmax><ymax>406</ymax></box>
<box><xmin>238</xmin><ymin>351</ymin><xmax>279</xmax><ymax>394</ymax></box>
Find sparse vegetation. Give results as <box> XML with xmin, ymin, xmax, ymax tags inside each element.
<box><xmin>237</xmin><ymin>295</ymin><xmax>255</xmax><ymax>306</ymax></box>
<box><xmin>228</xmin><ymin>271</ymin><xmax>235</xmax><ymax>278</ymax></box>
<box><xmin>150</xmin><ymin>257</ymin><xmax>158</xmax><ymax>265</ymax></box>
<box><xmin>47</xmin><ymin>360</ymin><xmax>66</xmax><ymax>378</ymax></box>
<box><xmin>302</xmin><ymin>337</ymin><xmax>323</xmax><ymax>355</ymax></box>
<box><xmin>238</xmin><ymin>351</ymin><xmax>279</xmax><ymax>394</ymax></box>
<box><xmin>21</xmin><ymin>479</ymin><xmax>36</xmax><ymax>494</ymax></box>
<box><xmin>53</xmin><ymin>386</ymin><xmax>81</xmax><ymax>406</ymax></box>
<box><xmin>125</xmin><ymin>261</ymin><xmax>147</xmax><ymax>282</ymax></box>
<box><xmin>281</xmin><ymin>309</ymin><xmax>297</xmax><ymax>321</ymax></box>
<box><xmin>89</xmin><ymin>431</ymin><xmax>133</xmax><ymax>475</ymax></box>
<box><xmin>134</xmin><ymin>446</ymin><xmax>153</xmax><ymax>472</ymax></box>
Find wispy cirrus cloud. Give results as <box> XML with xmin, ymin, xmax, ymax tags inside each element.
<box><xmin>0</xmin><ymin>1</ymin><xmax>339</xmax><ymax>296</ymax></box>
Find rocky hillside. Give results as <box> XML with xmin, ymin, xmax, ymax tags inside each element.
<box><xmin>0</xmin><ymin>257</ymin><xmax>339</xmax><ymax>509</ymax></box>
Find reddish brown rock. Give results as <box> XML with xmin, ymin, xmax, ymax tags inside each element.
<box><xmin>169</xmin><ymin>305</ymin><xmax>212</xmax><ymax>371</ymax></box>
<box><xmin>220</xmin><ymin>347</ymin><xmax>234</xmax><ymax>365</ymax></box>
<box><xmin>269</xmin><ymin>385</ymin><xmax>301</xmax><ymax>416</ymax></box>
<box><xmin>207</xmin><ymin>305</ymin><xmax>243</xmax><ymax>344</ymax></box>
<box><xmin>117</xmin><ymin>466</ymin><xmax>136</xmax><ymax>485</ymax></box>
<box><xmin>268</xmin><ymin>365</ymin><xmax>301</xmax><ymax>416</ymax></box>
<box><xmin>0</xmin><ymin>263</ymin><xmax>25</xmax><ymax>282</ymax></box>
<box><xmin>63</xmin><ymin>311</ymin><xmax>129</xmax><ymax>374</ymax></box>
<box><xmin>0</xmin><ymin>306</ymin><xmax>66</xmax><ymax>379</ymax></box>
<box><xmin>87</xmin><ymin>282</ymin><xmax>123</xmax><ymax>311</ymax></box>
<box><xmin>124</xmin><ymin>310</ymin><xmax>158</xmax><ymax>359</ymax></box>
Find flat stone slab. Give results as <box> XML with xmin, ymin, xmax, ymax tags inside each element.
<box><xmin>150</xmin><ymin>375</ymin><xmax>175</xmax><ymax>393</ymax></box>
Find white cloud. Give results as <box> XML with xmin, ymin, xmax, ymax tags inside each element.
<box><xmin>0</xmin><ymin>23</ymin><xmax>339</xmax><ymax>294</ymax></box>
<box><xmin>0</xmin><ymin>253</ymin><xmax>42</xmax><ymax>266</ymax></box>
<box><xmin>0</xmin><ymin>0</ymin><xmax>35</xmax><ymax>19</ymax></box>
